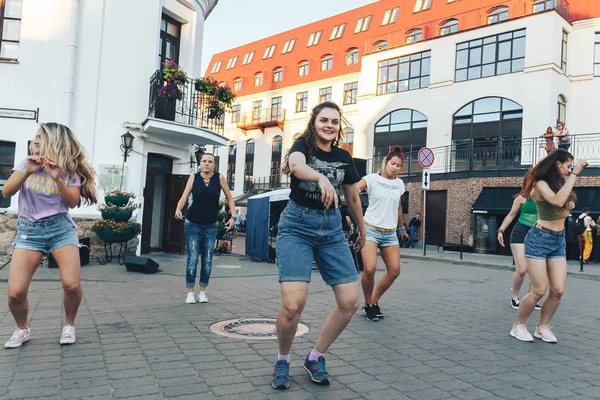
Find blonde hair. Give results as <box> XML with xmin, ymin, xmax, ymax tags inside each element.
<box><xmin>32</xmin><ymin>123</ymin><xmax>98</xmax><ymax>205</ymax></box>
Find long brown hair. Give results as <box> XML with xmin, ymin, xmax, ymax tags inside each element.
<box><xmin>520</xmin><ymin>149</ymin><xmax>576</xmax><ymax>209</ymax></box>
<box><xmin>282</xmin><ymin>102</ymin><xmax>344</xmax><ymax>175</ymax></box>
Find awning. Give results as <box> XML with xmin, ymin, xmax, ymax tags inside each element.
<box><xmin>471</xmin><ymin>187</ymin><xmax>521</xmax><ymax>215</ymax></box>
<box><xmin>572</xmin><ymin>187</ymin><xmax>600</xmax><ymax>214</ymax></box>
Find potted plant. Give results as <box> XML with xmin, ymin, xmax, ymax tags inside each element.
<box><xmin>104</xmin><ymin>190</ymin><xmax>135</xmax><ymax>207</ymax></box>
<box><xmin>99</xmin><ymin>204</ymin><xmax>136</xmax><ymax>222</ymax></box>
<box><xmin>194</xmin><ymin>76</ymin><xmax>237</xmax><ymax>121</ymax></box>
<box><xmin>194</xmin><ymin>76</ymin><xmax>217</xmax><ymax>95</ymax></box>
<box><xmin>91</xmin><ymin>220</ymin><xmax>141</xmax><ymax>242</ymax></box>
<box><xmin>158</xmin><ymin>60</ymin><xmax>187</xmax><ymax>102</ymax></box>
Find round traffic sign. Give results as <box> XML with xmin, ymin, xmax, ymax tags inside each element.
<box><xmin>418</xmin><ymin>147</ymin><xmax>435</xmax><ymax>168</ymax></box>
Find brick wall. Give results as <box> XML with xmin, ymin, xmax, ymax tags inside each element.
<box><xmin>405</xmin><ymin>175</ymin><xmax>600</xmax><ymax>246</ymax></box>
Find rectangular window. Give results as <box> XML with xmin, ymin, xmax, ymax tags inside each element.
<box><xmin>211</xmin><ymin>60</ymin><xmax>222</xmax><ymax>73</ymax></box>
<box><xmin>296</xmin><ymin>92</ymin><xmax>308</xmax><ymax>113</ymax></box>
<box><xmin>561</xmin><ymin>30</ymin><xmax>568</xmax><ymax>74</ymax></box>
<box><xmin>343</xmin><ymin>82</ymin><xmax>358</xmax><ymax>105</ymax></box>
<box><xmin>330</xmin><ymin>23</ymin><xmax>346</xmax><ymax>40</ymax></box>
<box><xmin>377</xmin><ymin>50</ymin><xmax>431</xmax><ymax>95</ymax></box>
<box><xmin>252</xmin><ymin>100</ymin><xmax>263</xmax><ymax>123</ymax></box>
<box><xmin>354</xmin><ymin>16</ymin><xmax>371</xmax><ymax>33</ymax></box>
<box><xmin>0</xmin><ymin>0</ymin><xmax>22</xmax><ymax>60</ymax></box>
<box><xmin>319</xmin><ymin>87</ymin><xmax>332</xmax><ymax>103</ymax></box>
<box><xmin>242</xmin><ymin>51</ymin><xmax>255</xmax><ymax>65</ymax></box>
<box><xmin>382</xmin><ymin>7</ymin><xmax>399</xmax><ymax>25</ymax></box>
<box><xmin>263</xmin><ymin>45</ymin><xmax>276</xmax><ymax>59</ymax></box>
<box><xmin>533</xmin><ymin>0</ymin><xmax>556</xmax><ymax>13</ymax></box>
<box><xmin>413</xmin><ymin>0</ymin><xmax>432</xmax><ymax>12</ymax></box>
<box><xmin>226</xmin><ymin>56</ymin><xmax>238</xmax><ymax>69</ymax></box>
<box><xmin>307</xmin><ymin>30</ymin><xmax>322</xmax><ymax>47</ymax></box>
<box><xmin>595</xmin><ymin>32</ymin><xmax>600</xmax><ymax>77</ymax></box>
<box><xmin>455</xmin><ymin>29</ymin><xmax>526</xmax><ymax>82</ymax></box>
<box><xmin>231</xmin><ymin>105</ymin><xmax>241</xmax><ymax>123</ymax></box>
<box><xmin>282</xmin><ymin>39</ymin><xmax>296</xmax><ymax>54</ymax></box>
<box><xmin>0</xmin><ymin>141</ymin><xmax>15</xmax><ymax>208</ymax></box>
<box><xmin>271</xmin><ymin>97</ymin><xmax>282</xmax><ymax>121</ymax></box>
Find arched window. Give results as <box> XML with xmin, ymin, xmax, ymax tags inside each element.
<box><xmin>271</xmin><ymin>135</ymin><xmax>283</xmax><ymax>187</ymax></box>
<box><xmin>373</xmin><ymin>41</ymin><xmax>387</xmax><ymax>52</ymax></box>
<box><xmin>233</xmin><ymin>77</ymin><xmax>242</xmax><ymax>91</ymax></box>
<box><xmin>273</xmin><ymin>67</ymin><xmax>283</xmax><ymax>82</ymax></box>
<box><xmin>244</xmin><ymin>139</ymin><xmax>255</xmax><ymax>192</ymax></box>
<box><xmin>254</xmin><ymin>72</ymin><xmax>263</xmax><ymax>86</ymax></box>
<box><xmin>406</xmin><ymin>29</ymin><xmax>422</xmax><ymax>44</ymax></box>
<box><xmin>346</xmin><ymin>48</ymin><xmax>359</xmax><ymax>65</ymax></box>
<box><xmin>453</xmin><ymin>97</ymin><xmax>523</xmax><ymax>169</ymax></box>
<box><xmin>321</xmin><ymin>54</ymin><xmax>333</xmax><ymax>71</ymax></box>
<box><xmin>227</xmin><ymin>142</ymin><xmax>236</xmax><ymax>189</ymax></box>
<box><xmin>440</xmin><ymin>19</ymin><xmax>458</xmax><ymax>36</ymax></box>
<box><xmin>557</xmin><ymin>95</ymin><xmax>566</xmax><ymax>125</ymax></box>
<box><xmin>374</xmin><ymin>109</ymin><xmax>427</xmax><ymax>174</ymax></box>
<box><xmin>298</xmin><ymin>60</ymin><xmax>309</xmax><ymax>76</ymax></box>
<box><xmin>488</xmin><ymin>6</ymin><xmax>509</xmax><ymax>24</ymax></box>
<box><xmin>340</xmin><ymin>127</ymin><xmax>354</xmax><ymax>154</ymax></box>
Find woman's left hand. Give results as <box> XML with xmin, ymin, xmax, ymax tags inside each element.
<box><xmin>225</xmin><ymin>217</ymin><xmax>235</xmax><ymax>231</ymax></box>
<box><xmin>354</xmin><ymin>234</ymin><xmax>366</xmax><ymax>252</ymax></box>
<box><xmin>399</xmin><ymin>230</ymin><xmax>409</xmax><ymax>240</ymax></box>
<box><xmin>43</xmin><ymin>158</ymin><xmax>61</xmax><ymax>180</ymax></box>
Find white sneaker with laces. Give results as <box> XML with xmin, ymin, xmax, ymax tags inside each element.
<box><xmin>5</xmin><ymin>328</ymin><xmax>30</xmax><ymax>348</ymax></box>
<box><xmin>60</xmin><ymin>325</ymin><xmax>76</xmax><ymax>345</ymax></box>
<box><xmin>510</xmin><ymin>323</ymin><xmax>534</xmax><ymax>342</ymax></box>
<box><xmin>185</xmin><ymin>292</ymin><xmax>196</xmax><ymax>304</ymax></box>
<box><xmin>534</xmin><ymin>324</ymin><xmax>557</xmax><ymax>343</ymax></box>
<box><xmin>198</xmin><ymin>291</ymin><xmax>208</xmax><ymax>303</ymax></box>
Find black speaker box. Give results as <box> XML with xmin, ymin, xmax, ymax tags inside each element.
<box><xmin>124</xmin><ymin>256</ymin><xmax>159</xmax><ymax>274</ymax></box>
<box><xmin>48</xmin><ymin>237</ymin><xmax>90</xmax><ymax>268</ymax></box>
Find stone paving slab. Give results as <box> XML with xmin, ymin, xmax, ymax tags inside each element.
<box><xmin>0</xmin><ymin>253</ymin><xmax>599</xmax><ymax>399</ymax></box>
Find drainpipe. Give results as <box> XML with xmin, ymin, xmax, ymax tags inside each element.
<box><xmin>65</xmin><ymin>0</ymin><xmax>81</xmax><ymax>127</ymax></box>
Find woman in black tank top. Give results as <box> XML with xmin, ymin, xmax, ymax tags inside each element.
<box><xmin>175</xmin><ymin>153</ymin><xmax>236</xmax><ymax>304</ymax></box>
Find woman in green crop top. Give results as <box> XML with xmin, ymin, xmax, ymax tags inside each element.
<box><xmin>510</xmin><ymin>149</ymin><xmax>588</xmax><ymax>344</ymax></box>
<box><xmin>497</xmin><ymin>195</ymin><xmax>542</xmax><ymax>311</ymax></box>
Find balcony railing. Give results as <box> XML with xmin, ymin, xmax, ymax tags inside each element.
<box><xmin>237</xmin><ymin>108</ymin><xmax>286</xmax><ymax>133</ymax></box>
<box><xmin>369</xmin><ymin>133</ymin><xmax>600</xmax><ymax>177</ymax></box>
<box><xmin>148</xmin><ymin>70</ymin><xmax>224</xmax><ymax>134</ymax></box>
<box><xmin>248</xmin><ymin>175</ymin><xmax>291</xmax><ymax>192</ymax></box>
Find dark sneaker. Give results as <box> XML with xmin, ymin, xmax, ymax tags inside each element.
<box><xmin>303</xmin><ymin>355</ymin><xmax>329</xmax><ymax>385</ymax></box>
<box><xmin>535</xmin><ymin>302</ymin><xmax>542</xmax><ymax>311</ymax></box>
<box><xmin>365</xmin><ymin>305</ymin><xmax>379</xmax><ymax>322</ymax></box>
<box><xmin>373</xmin><ymin>303</ymin><xmax>384</xmax><ymax>319</ymax></box>
<box><xmin>272</xmin><ymin>360</ymin><xmax>290</xmax><ymax>390</ymax></box>
<box><xmin>511</xmin><ymin>297</ymin><xmax>520</xmax><ymax>310</ymax></box>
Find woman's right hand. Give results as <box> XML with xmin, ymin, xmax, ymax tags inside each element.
<box><xmin>175</xmin><ymin>209</ymin><xmax>183</xmax><ymax>220</ymax></box>
<box><xmin>497</xmin><ymin>231</ymin><xmax>505</xmax><ymax>247</ymax></box>
<box><xmin>573</xmin><ymin>159</ymin><xmax>589</xmax><ymax>175</ymax></box>
<box><xmin>318</xmin><ymin>175</ymin><xmax>338</xmax><ymax>209</ymax></box>
<box><xmin>25</xmin><ymin>156</ymin><xmax>43</xmax><ymax>174</ymax></box>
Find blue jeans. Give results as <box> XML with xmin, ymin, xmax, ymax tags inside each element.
<box><xmin>185</xmin><ymin>219</ymin><xmax>218</xmax><ymax>288</ymax></box>
<box><xmin>409</xmin><ymin>226</ymin><xmax>418</xmax><ymax>247</ymax></box>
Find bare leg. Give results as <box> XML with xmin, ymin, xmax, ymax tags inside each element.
<box><xmin>276</xmin><ymin>282</ymin><xmax>308</xmax><ymax>354</ymax></box>
<box><xmin>7</xmin><ymin>250</ymin><xmax>43</xmax><ymax>329</ymax></box>
<box><xmin>538</xmin><ymin>258</ymin><xmax>567</xmax><ymax>326</ymax></box>
<box><xmin>516</xmin><ymin>258</ymin><xmax>547</xmax><ymax>325</ymax></box>
<box><xmin>360</xmin><ymin>241</ymin><xmax>379</xmax><ymax>305</ymax></box>
<box><xmin>314</xmin><ymin>281</ymin><xmax>359</xmax><ymax>353</ymax></box>
<box><xmin>371</xmin><ymin>245</ymin><xmax>401</xmax><ymax>304</ymax></box>
<box><xmin>510</xmin><ymin>243</ymin><xmax>527</xmax><ymax>298</ymax></box>
<box><xmin>51</xmin><ymin>245</ymin><xmax>82</xmax><ymax>325</ymax></box>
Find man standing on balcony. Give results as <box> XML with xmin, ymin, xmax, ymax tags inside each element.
<box><xmin>556</xmin><ymin>122</ymin><xmax>571</xmax><ymax>151</ymax></box>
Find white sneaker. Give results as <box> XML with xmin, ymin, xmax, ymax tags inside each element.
<box><xmin>510</xmin><ymin>323</ymin><xmax>534</xmax><ymax>342</ymax></box>
<box><xmin>534</xmin><ymin>324</ymin><xmax>557</xmax><ymax>343</ymax></box>
<box><xmin>60</xmin><ymin>325</ymin><xmax>76</xmax><ymax>345</ymax></box>
<box><xmin>185</xmin><ymin>292</ymin><xmax>196</xmax><ymax>304</ymax></box>
<box><xmin>5</xmin><ymin>328</ymin><xmax>30</xmax><ymax>348</ymax></box>
<box><xmin>198</xmin><ymin>291</ymin><xmax>208</xmax><ymax>303</ymax></box>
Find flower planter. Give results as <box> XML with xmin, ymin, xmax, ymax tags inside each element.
<box><xmin>104</xmin><ymin>195</ymin><xmax>130</xmax><ymax>207</ymax></box>
<box><xmin>97</xmin><ymin>227</ymin><xmax>136</xmax><ymax>242</ymax></box>
<box><xmin>101</xmin><ymin>210</ymin><xmax>133</xmax><ymax>222</ymax></box>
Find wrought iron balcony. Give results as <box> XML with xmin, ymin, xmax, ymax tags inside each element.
<box><xmin>246</xmin><ymin>175</ymin><xmax>291</xmax><ymax>192</ymax></box>
<box><xmin>148</xmin><ymin>70</ymin><xmax>224</xmax><ymax>135</ymax></box>
<box><xmin>237</xmin><ymin>108</ymin><xmax>286</xmax><ymax>134</ymax></box>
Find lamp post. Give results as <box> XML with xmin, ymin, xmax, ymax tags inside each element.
<box><xmin>119</xmin><ymin>131</ymin><xmax>134</xmax><ymax>190</ymax></box>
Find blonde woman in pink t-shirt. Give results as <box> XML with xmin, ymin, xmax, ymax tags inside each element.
<box><xmin>2</xmin><ymin>123</ymin><xmax>97</xmax><ymax>348</ymax></box>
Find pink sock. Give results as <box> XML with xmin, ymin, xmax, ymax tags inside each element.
<box><xmin>308</xmin><ymin>348</ymin><xmax>324</xmax><ymax>361</ymax></box>
<box><xmin>277</xmin><ymin>353</ymin><xmax>290</xmax><ymax>362</ymax></box>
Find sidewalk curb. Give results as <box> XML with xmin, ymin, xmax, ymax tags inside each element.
<box><xmin>401</xmin><ymin>254</ymin><xmax>600</xmax><ymax>282</ymax></box>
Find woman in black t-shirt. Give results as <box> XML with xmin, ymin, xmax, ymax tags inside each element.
<box><xmin>271</xmin><ymin>102</ymin><xmax>366</xmax><ymax>390</ymax></box>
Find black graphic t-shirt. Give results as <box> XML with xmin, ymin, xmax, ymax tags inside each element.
<box><xmin>289</xmin><ymin>138</ymin><xmax>361</xmax><ymax>210</ymax></box>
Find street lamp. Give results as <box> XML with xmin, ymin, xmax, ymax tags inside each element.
<box><xmin>120</xmin><ymin>131</ymin><xmax>134</xmax><ymax>162</ymax></box>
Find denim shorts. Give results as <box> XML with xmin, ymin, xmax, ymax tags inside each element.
<box><xmin>524</xmin><ymin>225</ymin><xmax>566</xmax><ymax>260</ymax></box>
<box><xmin>365</xmin><ymin>224</ymin><xmax>399</xmax><ymax>247</ymax></box>
<box><xmin>14</xmin><ymin>216</ymin><xmax>79</xmax><ymax>254</ymax></box>
<box><xmin>510</xmin><ymin>222</ymin><xmax>532</xmax><ymax>244</ymax></box>
<box><xmin>276</xmin><ymin>201</ymin><xmax>358</xmax><ymax>286</ymax></box>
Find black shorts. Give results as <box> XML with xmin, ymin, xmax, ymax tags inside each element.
<box><xmin>510</xmin><ymin>222</ymin><xmax>532</xmax><ymax>244</ymax></box>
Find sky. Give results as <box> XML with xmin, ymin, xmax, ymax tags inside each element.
<box><xmin>201</xmin><ymin>0</ymin><xmax>375</xmax><ymax>74</ymax></box>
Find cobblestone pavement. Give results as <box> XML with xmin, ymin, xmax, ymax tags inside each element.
<box><xmin>0</xmin><ymin>252</ymin><xmax>599</xmax><ymax>400</ymax></box>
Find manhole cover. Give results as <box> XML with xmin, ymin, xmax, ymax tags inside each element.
<box><xmin>210</xmin><ymin>318</ymin><xmax>309</xmax><ymax>340</ymax></box>
<box><xmin>213</xmin><ymin>264</ymin><xmax>243</xmax><ymax>269</ymax></box>
<box><xmin>437</xmin><ymin>279</ymin><xmax>485</xmax><ymax>285</ymax></box>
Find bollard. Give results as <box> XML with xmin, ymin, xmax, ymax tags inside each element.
<box><xmin>580</xmin><ymin>235</ymin><xmax>585</xmax><ymax>272</ymax></box>
<box><xmin>460</xmin><ymin>233</ymin><xmax>464</xmax><ymax>260</ymax></box>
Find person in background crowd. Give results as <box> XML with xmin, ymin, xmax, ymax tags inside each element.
<box><xmin>511</xmin><ymin>149</ymin><xmax>587</xmax><ymax>343</ymax></box>
<box><xmin>540</xmin><ymin>127</ymin><xmax>556</xmax><ymax>155</ymax></box>
<box><xmin>233</xmin><ymin>209</ymin><xmax>241</xmax><ymax>238</ymax></box>
<box><xmin>408</xmin><ymin>213</ymin><xmax>421</xmax><ymax>248</ymax></box>
<box><xmin>595</xmin><ymin>214</ymin><xmax>600</xmax><ymax>262</ymax></box>
<box><xmin>556</xmin><ymin>122</ymin><xmax>570</xmax><ymax>151</ymax></box>
<box><xmin>577</xmin><ymin>207</ymin><xmax>596</xmax><ymax>264</ymax></box>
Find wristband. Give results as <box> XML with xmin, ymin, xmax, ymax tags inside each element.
<box><xmin>497</xmin><ymin>228</ymin><xmax>504</xmax><ymax>234</ymax></box>
<box><xmin>571</xmin><ymin>172</ymin><xmax>579</xmax><ymax>177</ymax></box>
<box><xmin>398</xmin><ymin>227</ymin><xmax>406</xmax><ymax>231</ymax></box>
